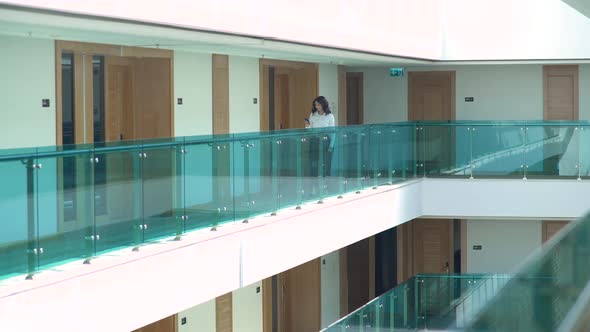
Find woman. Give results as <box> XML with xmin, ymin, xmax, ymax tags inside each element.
<box><xmin>306</xmin><ymin>96</ymin><xmax>335</xmax><ymax>179</ymax></box>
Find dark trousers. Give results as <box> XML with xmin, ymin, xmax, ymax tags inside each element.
<box><xmin>309</xmin><ymin>137</ymin><xmax>332</xmax><ymax>178</ymax></box>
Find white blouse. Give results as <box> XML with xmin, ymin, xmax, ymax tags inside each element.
<box><xmin>307</xmin><ymin>112</ymin><xmax>336</xmax><ymax>148</ymax></box>
<box><xmin>308</xmin><ymin>112</ymin><xmax>335</xmax><ymax>128</ymax></box>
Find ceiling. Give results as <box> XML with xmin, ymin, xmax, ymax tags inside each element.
<box><xmin>0</xmin><ymin>5</ymin><xmax>430</xmax><ymax>67</ymax></box>
<box><xmin>3</xmin><ymin>3</ymin><xmax>590</xmax><ymax>66</ymax></box>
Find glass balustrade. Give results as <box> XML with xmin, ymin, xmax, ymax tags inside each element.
<box><xmin>0</xmin><ymin>121</ymin><xmax>588</xmax><ymax>280</ymax></box>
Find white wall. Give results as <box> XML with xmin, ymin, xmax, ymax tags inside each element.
<box><xmin>178</xmin><ymin>299</ymin><xmax>216</xmax><ymax>332</ymax></box>
<box><xmin>174</xmin><ymin>51</ymin><xmax>212</xmax><ymax>137</ymax></box>
<box><xmin>358</xmin><ymin>64</ymin><xmax>555</xmax><ymax>123</ymax></box>
<box><xmin>422</xmin><ymin>179</ymin><xmax>590</xmax><ymax>220</ymax></box>
<box><xmin>466</xmin><ymin>219</ymin><xmax>542</xmax><ymax>273</ymax></box>
<box><xmin>176</xmin><ymin>281</ymin><xmax>262</xmax><ymax>332</ymax></box>
<box><xmin>233</xmin><ymin>281</ymin><xmax>263</xmax><ymax>332</ymax></box>
<box><xmin>319</xmin><ymin>64</ymin><xmax>340</xmax><ymax>123</ymax></box>
<box><xmin>351</xmin><ymin>67</ymin><xmax>408</xmax><ymax>124</ymax></box>
<box><xmin>0</xmin><ymin>35</ymin><xmax>55</xmax><ymax>149</ymax></box>
<box><xmin>452</xmin><ymin>65</ymin><xmax>543</xmax><ymax>120</ymax></box>
<box><xmin>321</xmin><ymin>250</ymin><xmax>340</xmax><ymax>329</ymax></box>
<box><xmin>229</xmin><ymin>55</ymin><xmax>260</xmax><ymax>133</ymax></box>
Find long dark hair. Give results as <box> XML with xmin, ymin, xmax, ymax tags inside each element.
<box><xmin>311</xmin><ymin>96</ymin><xmax>331</xmax><ymax>115</ymax></box>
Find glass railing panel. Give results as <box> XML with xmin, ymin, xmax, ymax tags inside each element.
<box><xmin>234</xmin><ymin>138</ymin><xmax>253</xmax><ymax>222</ymax></box>
<box><xmin>329</xmin><ymin>128</ymin><xmax>346</xmax><ymax>199</ymax></box>
<box><xmin>175</xmin><ymin>140</ymin><xmax>186</xmax><ymax>239</ymax></box>
<box><xmin>93</xmin><ymin>144</ymin><xmax>143</xmax><ymax>253</ymax></box>
<box><xmin>471</xmin><ymin>124</ymin><xmax>525</xmax><ymax>178</ymax></box>
<box><xmin>0</xmin><ymin>153</ymin><xmax>38</xmax><ymax>280</ymax></box>
<box><xmin>419</xmin><ymin>274</ymin><xmax>512</xmax><ymax>330</ymax></box>
<box><xmin>324</xmin><ymin>274</ymin><xmax>515</xmax><ymax>331</ymax></box>
<box><xmin>255</xmin><ymin>135</ymin><xmax>283</xmax><ymax>216</ymax></box>
<box><xmin>334</xmin><ymin>128</ymin><xmax>356</xmax><ymax>196</ymax></box>
<box><xmin>339</xmin><ymin>126</ymin><xmax>370</xmax><ymax>194</ymax></box>
<box><xmin>454</xmin><ymin>275</ymin><xmax>511</xmax><ymax>329</ymax></box>
<box><xmin>453</xmin><ymin>125</ymin><xmax>474</xmax><ymax>178</ymax></box>
<box><xmin>422</xmin><ymin>125</ymin><xmax>458</xmax><ymax>176</ymax></box>
<box><xmin>140</xmin><ymin>140</ymin><xmax>185</xmax><ymax>242</ymax></box>
<box><xmin>324</xmin><ymin>277</ymin><xmax>418</xmax><ymax>331</ymax></box>
<box><xmin>580</xmin><ymin>125</ymin><xmax>590</xmax><ymax>180</ymax></box>
<box><xmin>183</xmin><ymin>137</ymin><xmax>227</xmax><ymax>231</ymax></box>
<box><xmin>323</xmin><ymin>128</ymin><xmax>341</xmax><ymax>201</ymax></box>
<box><xmin>36</xmin><ymin>146</ymin><xmax>95</xmax><ymax>270</ymax></box>
<box><xmin>393</xmin><ymin>124</ymin><xmax>416</xmax><ymax>181</ymax></box>
<box><xmin>276</xmin><ymin>133</ymin><xmax>304</xmax><ymax>210</ymax></box>
<box><xmin>417</xmin><ymin>275</ymin><xmax>456</xmax><ymax>329</ymax></box>
<box><xmin>464</xmin><ymin>216</ymin><xmax>590</xmax><ymax>332</ymax></box>
<box><xmin>305</xmin><ymin>129</ymin><xmax>328</xmax><ymax>203</ymax></box>
<box><xmin>368</xmin><ymin>125</ymin><xmax>395</xmax><ymax>187</ymax></box>
<box><xmin>526</xmin><ymin>125</ymin><xmax>580</xmax><ymax>179</ymax></box>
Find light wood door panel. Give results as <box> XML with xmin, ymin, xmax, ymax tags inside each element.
<box><xmin>259</xmin><ymin>59</ymin><xmax>318</xmax><ymax>131</ymax></box>
<box><xmin>280</xmin><ymin>258</ymin><xmax>321</xmax><ymax>332</ymax></box>
<box><xmin>413</xmin><ymin>219</ymin><xmax>453</xmax><ymax>274</ymax></box>
<box><xmin>106</xmin><ymin>56</ymin><xmax>134</xmax><ymax>142</ymax></box>
<box><xmin>408</xmin><ymin>71</ymin><xmax>455</xmax><ymax>172</ymax></box>
<box><xmin>213</xmin><ymin>54</ymin><xmax>230</xmax><ymax>135</ymax></box>
<box><xmin>543</xmin><ymin>221</ymin><xmax>570</xmax><ymax>243</ymax></box>
<box><xmin>544</xmin><ymin>65</ymin><xmax>578</xmax><ymax>121</ymax></box>
<box><xmin>346</xmin><ymin>72</ymin><xmax>364</xmax><ymax>125</ymax></box>
<box><xmin>216</xmin><ymin>292</ymin><xmax>233</xmax><ymax>332</ymax></box>
<box><xmin>134</xmin><ymin>57</ymin><xmax>172</xmax><ymax>139</ymax></box>
<box><xmin>408</xmin><ymin>71</ymin><xmax>455</xmax><ymax>121</ymax></box>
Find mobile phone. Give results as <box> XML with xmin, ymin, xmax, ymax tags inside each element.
<box><xmin>304</xmin><ymin>118</ymin><xmax>310</xmax><ymax>123</ymax></box>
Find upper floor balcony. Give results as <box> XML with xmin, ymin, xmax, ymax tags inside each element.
<box><xmin>1</xmin><ymin>120</ymin><xmax>589</xmax><ymax>331</ymax></box>
<box><xmin>2</xmin><ymin>120</ymin><xmax>589</xmax><ymax>281</ymax></box>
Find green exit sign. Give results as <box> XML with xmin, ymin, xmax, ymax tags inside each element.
<box><xmin>390</xmin><ymin>68</ymin><xmax>405</xmax><ymax>77</ymax></box>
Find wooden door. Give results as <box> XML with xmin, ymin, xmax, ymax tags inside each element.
<box><xmin>133</xmin><ymin>315</ymin><xmax>176</xmax><ymax>332</ymax></box>
<box><xmin>347</xmin><ymin>238</ymin><xmax>370</xmax><ymax>312</ymax></box>
<box><xmin>211</xmin><ymin>54</ymin><xmax>232</xmax><ymax>210</ymax></box>
<box><xmin>274</xmin><ymin>71</ymin><xmax>291</xmax><ymax>130</ymax></box>
<box><xmin>346</xmin><ymin>72</ymin><xmax>364</xmax><ymax>125</ymax></box>
<box><xmin>543</xmin><ymin>66</ymin><xmax>579</xmax><ymax>176</ymax></box>
<box><xmin>412</xmin><ymin>219</ymin><xmax>454</xmax><ymax>320</ymax></box>
<box><xmin>412</xmin><ymin>219</ymin><xmax>453</xmax><ymax>274</ymax></box>
<box><xmin>259</xmin><ymin>60</ymin><xmax>318</xmax><ymax>184</ymax></box>
<box><xmin>216</xmin><ymin>292</ymin><xmax>233</xmax><ymax>332</ymax></box>
<box><xmin>134</xmin><ymin>57</ymin><xmax>175</xmax><ymax>233</ymax></box>
<box><xmin>345</xmin><ymin>237</ymin><xmax>376</xmax><ymax>313</ymax></box>
<box><xmin>408</xmin><ymin>71</ymin><xmax>456</xmax><ymax>173</ymax></box>
<box><xmin>544</xmin><ymin>65</ymin><xmax>578</xmax><ymax>121</ymax></box>
<box><xmin>408</xmin><ymin>71</ymin><xmax>455</xmax><ymax>121</ymax></box>
<box><xmin>543</xmin><ymin>221</ymin><xmax>570</xmax><ymax>243</ymax></box>
<box><xmin>134</xmin><ymin>57</ymin><xmax>173</xmax><ymax>139</ymax></box>
<box><xmin>279</xmin><ymin>258</ymin><xmax>321</xmax><ymax>332</ymax></box>
<box><xmin>106</xmin><ymin>56</ymin><xmax>134</xmax><ymax>142</ymax></box>
<box><xmin>259</xmin><ymin>59</ymin><xmax>318</xmax><ymax>131</ymax></box>
<box><xmin>289</xmin><ymin>64</ymin><xmax>318</xmax><ymax>129</ymax></box>
<box><xmin>104</xmin><ymin>56</ymin><xmax>135</xmax><ymax>222</ymax></box>
<box><xmin>213</xmin><ymin>54</ymin><xmax>230</xmax><ymax>135</ymax></box>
